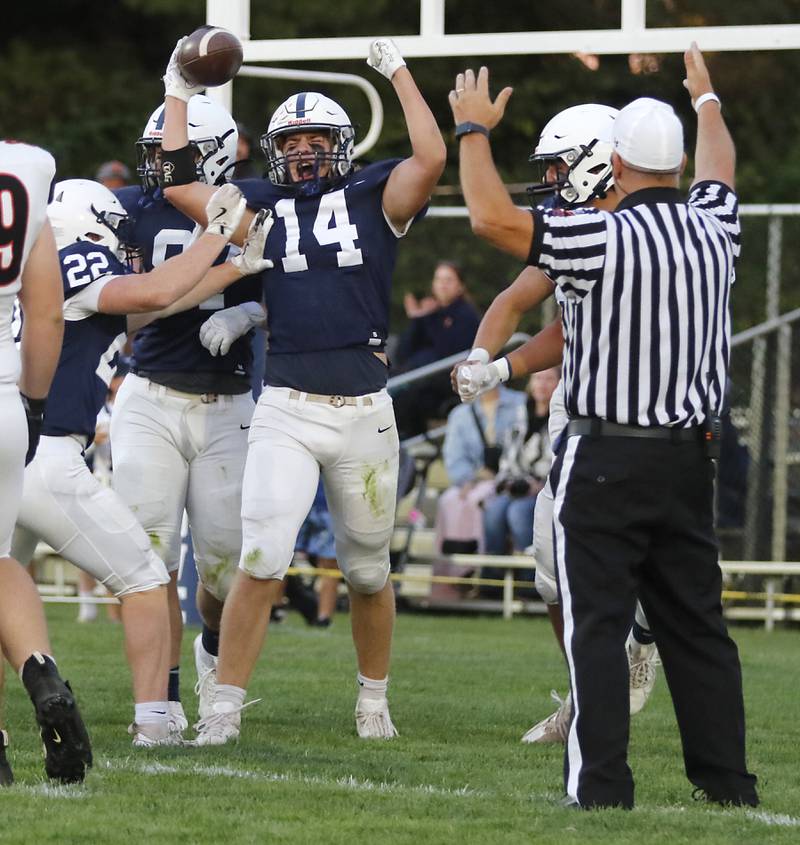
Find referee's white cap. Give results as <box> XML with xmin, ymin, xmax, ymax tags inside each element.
<box><xmin>613</xmin><ymin>97</ymin><xmax>684</xmax><ymax>173</ymax></box>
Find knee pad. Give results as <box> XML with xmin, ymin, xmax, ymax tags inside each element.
<box><xmin>110</xmin><ymin>549</ymin><xmax>170</xmax><ymax>598</ymax></box>
<box><xmin>195</xmin><ymin>552</ymin><xmax>238</xmax><ymax>601</ymax></box>
<box><xmin>239</xmin><ymin>520</ymin><xmax>296</xmax><ymax>581</ymax></box>
<box><xmin>337</xmin><ymin>530</ymin><xmax>390</xmax><ymax>595</ymax></box>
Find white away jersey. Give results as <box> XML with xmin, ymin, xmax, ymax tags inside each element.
<box><xmin>0</xmin><ymin>141</ymin><xmax>56</xmax><ymax>384</ymax></box>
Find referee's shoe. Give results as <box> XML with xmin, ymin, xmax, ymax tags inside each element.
<box><xmin>21</xmin><ymin>652</ymin><xmax>92</xmax><ymax>783</ymax></box>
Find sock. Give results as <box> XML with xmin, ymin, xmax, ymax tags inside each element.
<box><xmin>168</xmin><ymin>666</ymin><xmax>180</xmax><ymax>702</ymax></box>
<box><xmin>134</xmin><ymin>701</ymin><xmax>169</xmax><ymax>726</ymax></box>
<box><xmin>213</xmin><ymin>684</ymin><xmax>246</xmax><ymax>714</ymax></box>
<box><xmin>631</xmin><ymin>620</ymin><xmax>655</xmax><ymax>646</ymax></box>
<box><xmin>357</xmin><ymin>673</ymin><xmax>388</xmax><ymax>701</ymax></box>
<box><xmin>201</xmin><ymin>625</ymin><xmax>220</xmax><ymax>658</ymax></box>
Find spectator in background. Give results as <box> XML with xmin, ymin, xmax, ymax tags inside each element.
<box><xmin>95</xmin><ymin>160</ymin><xmax>131</xmax><ymax>190</ymax></box>
<box><xmin>392</xmin><ymin>260</ymin><xmax>481</xmax><ymax>439</ymax></box>
<box><xmin>435</xmin><ymin>384</ymin><xmax>526</xmax><ymax>555</ymax></box>
<box><xmin>484</xmin><ymin>367</ymin><xmax>559</xmax><ymax>554</ymax></box>
<box><xmin>233</xmin><ymin>122</ymin><xmax>260</xmax><ymax>180</ymax></box>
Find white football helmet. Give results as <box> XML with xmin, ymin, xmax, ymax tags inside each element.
<box><xmin>136</xmin><ymin>94</ymin><xmax>238</xmax><ymax>190</ymax></box>
<box><xmin>48</xmin><ymin>179</ymin><xmax>132</xmax><ymax>261</ymax></box>
<box><xmin>260</xmin><ymin>92</ymin><xmax>355</xmax><ymax>193</ymax></box>
<box><xmin>528</xmin><ymin>103</ymin><xmax>619</xmax><ymax>206</ymax></box>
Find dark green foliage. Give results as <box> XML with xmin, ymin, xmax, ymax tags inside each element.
<box><xmin>3</xmin><ymin>0</ymin><xmax>799</xmax><ymax>330</ymax></box>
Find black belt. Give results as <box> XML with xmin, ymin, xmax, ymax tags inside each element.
<box><xmin>565</xmin><ymin>418</ymin><xmax>702</xmax><ymax>442</ymax></box>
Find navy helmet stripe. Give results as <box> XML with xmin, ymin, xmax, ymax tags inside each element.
<box><xmin>296</xmin><ymin>93</ymin><xmax>307</xmax><ymax>118</ymax></box>
<box><xmin>154</xmin><ymin>107</ymin><xmax>166</xmax><ymax>131</ymax></box>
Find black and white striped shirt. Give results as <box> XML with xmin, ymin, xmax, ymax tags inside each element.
<box><xmin>528</xmin><ymin>182</ymin><xmax>739</xmax><ymax>428</ymax></box>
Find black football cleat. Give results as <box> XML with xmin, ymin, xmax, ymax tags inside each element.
<box><xmin>21</xmin><ymin>653</ymin><xmax>92</xmax><ymax>784</ymax></box>
<box><xmin>0</xmin><ymin>730</ymin><xmax>13</xmax><ymax>787</ymax></box>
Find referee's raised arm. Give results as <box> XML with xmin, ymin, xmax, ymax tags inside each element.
<box><xmin>448</xmin><ymin>67</ymin><xmax>533</xmax><ymax>262</ymax></box>
<box><xmin>684</xmin><ymin>42</ymin><xmax>736</xmax><ymax>189</ymax></box>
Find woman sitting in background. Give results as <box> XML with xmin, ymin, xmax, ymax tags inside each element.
<box><xmin>392</xmin><ymin>260</ymin><xmax>481</xmax><ymax>439</ymax></box>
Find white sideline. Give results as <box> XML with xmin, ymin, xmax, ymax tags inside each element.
<box><xmin>103</xmin><ymin>758</ymin><xmax>483</xmax><ymax>799</ymax></box>
<box><xmin>98</xmin><ymin>759</ymin><xmax>800</xmax><ymax>827</ymax></box>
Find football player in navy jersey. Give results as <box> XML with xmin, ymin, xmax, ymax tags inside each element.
<box><xmin>11</xmin><ymin>177</ymin><xmax>270</xmax><ymax>747</ymax></box>
<box><xmin>0</xmin><ymin>140</ymin><xmax>92</xmax><ymax>785</ymax></box>
<box><xmin>451</xmin><ymin>104</ymin><xmax>660</xmax><ymax>743</ymax></box>
<box><xmin>111</xmin><ymin>94</ymin><xmax>267</xmax><ymax>735</ymax></box>
<box><xmin>159</xmin><ymin>36</ymin><xmax>446</xmax><ymax>744</ymax></box>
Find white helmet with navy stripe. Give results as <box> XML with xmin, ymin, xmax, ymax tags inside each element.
<box><xmin>136</xmin><ymin>94</ymin><xmax>238</xmax><ymax>190</ymax></box>
<box><xmin>261</xmin><ymin>92</ymin><xmax>355</xmax><ymax>191</ymax></box>
<box><xmin>47</xmin><ymin>179</ymin><xmax>131</xmax><ymax>260</ymax></box>
<box><xmin>528</xmin><ymin>103</ymin><xmax>618</xmax><ymax>206</ymax></box>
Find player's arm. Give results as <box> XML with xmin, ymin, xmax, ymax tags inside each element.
<box><xmin>506</xmin><ymin>317</ymin><xmax>564</xmax><ymax>377</ymax></box>
<box><xmin>367</xmin><ymin>39</ymin><xmax>447</xmax><ymax>230</ymax></box>
<box><xmin>684</xmin><ymin>43</ymin><xmax>735</xmax><ymax>189</ymax></box>
<box><xmin>127</xmin><ymin>208</ymin><xmax>272</xmax><ymax>333</ymax></box>
<box><xmin>160</xmin><ymin>43</ymin><xmax>255</xmax><ymax>245</ymax></box>
<box><xmin>449</xmin><ymin>67</ymin><xmax>533</xmax><ymax>261</ymax></box>
<box><xmin>17</xmin><ymin>220</ymin><xmax>64</xmax><ymax>401</ymax></box>
<box><xmin>97</xmin><ymin>185</ymin><xmax>246</xmax><ymax>319</ymax></box>
<box><xmin>472</xmin><ymin>267</ymin><xmax>555</xmax><ymax>358</ymax></box>
<box><xmin>450</xmin><ymin>266</ymin><xmax>554</xmax><ymax>400</ymax></box>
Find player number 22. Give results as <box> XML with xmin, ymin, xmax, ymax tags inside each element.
<box><xmin>274</xmin><ymin>189</ymin><xmax>363</xmax><ymax>273</ymax></box>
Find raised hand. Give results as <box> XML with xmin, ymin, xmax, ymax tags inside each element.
<box><xmin>683</xmin><ymin>42</ymin><xmax>715</xmax><ymax>107</ymax></box>
<box><xmin>163</xmin><ymin>37</ymin><xmax>205</xmax><ymax>102</ymax></box>
<box><xmin>367</xmin><ymin>38</ymin><xmax>407</xmax><ymax>81</ymax></box>
<box><xmin>448</xmin><ymin>67</ymin><xmax>513</xmax><ymax>131</ymax></box>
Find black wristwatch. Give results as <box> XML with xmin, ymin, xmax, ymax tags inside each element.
<box><xmin>455</xmin><ymin>122</ymin><xmax>490</xmax><ymax>139</ymax></box>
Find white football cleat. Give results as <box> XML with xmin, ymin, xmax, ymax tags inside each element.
<box><xmin>129</xmin><ymin>720</ymin><xmax>180</xmax><ymax>748</ymax></box>
<box><xmin>355</xmin><ymin>697</ymin><xmax>398</xmax><ymax>739</ymax></box>
<box><xmin>193</xmin><ymin>634</ymin><xmax>218</xmax><ymax>721</ymax></box>
<box><xmin>168</xmin><ymin>700</ymin><xmax>188</xmax><ymax>740</ymax></box>
<box><xmin>628</xmin><ymin>639</ymin><xmax>660</xmax><ymax>715</ymax></box>
<box><xmin>193</xmin><ymin>698</ymin><xmax>261</xmax><ymax>747</ymax></box>
<box><xmin>521</xmin><ymin>690</ymin><xmax>572</xmax><ymax>744</ymax></box>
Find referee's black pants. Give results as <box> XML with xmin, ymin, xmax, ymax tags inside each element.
<box><xmin>550</xmin><ymin>433</ymin><xmax>758</xmax><ymax>810</ymax></box>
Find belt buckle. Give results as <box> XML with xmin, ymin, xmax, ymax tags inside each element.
<box><xmin>329</xmin><ymin>395</ymin><xmax>345</xmax><ymax>408</ymax></box>
<box><xmin>201</xmin><ymin>393</ymin><xmax>218</xmax><ymax>404</ymax></box>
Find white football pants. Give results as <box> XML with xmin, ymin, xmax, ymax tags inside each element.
<box><xmin>110</xmin><ymin>373</ymin><xmax>254</xmax><ymax>601</ymax></box>
<box><xmin>239</xmin><ymin>387</ymin><xmax>399</xmax><ymax>594</ymax></box>
<box><xmin>13</xmin><ymin>435</ymin><xmax>169</xmax><ymax>596</ymax></box>
<box><xmin>0</xmin><ymin>383</ymin><xmax>28</xmax><ymax>557</ymax></box>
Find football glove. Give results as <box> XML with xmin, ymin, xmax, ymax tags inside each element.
<box><xmin>199</xmin><ymin>302</ymin><xmax>266</xmax><ymax>357</ymax></box>
<box><xmin>20</xmin><ymin>393</ymin><xmax>46</xmax><ymax>466</ymax></box>
<box><xmin>231</xmin><ymin>209</ymin><xmax>274</xmax><ymax>276</ymax></box>
<box><xmin>204</xmin><ymin>184</ymin><xmax>246</xmax><ymax>239</ymax></box>
<box><xmin>367</xmin><ymin>38</ymin><xmax>406</xmax><ymax>81</ymax></box>
<box><xmin>456</xmin><ymin>358</ymin><xmax>510</xmax><ymax>403</ymax></box>
<box><xmin>163</xmin><ymin>37</ymin><xmax>205</xmax><ymax>102</ymax></box>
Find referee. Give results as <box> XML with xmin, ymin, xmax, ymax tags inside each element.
<box><xmin>449</xmin><ymin>45</ymin><xmax>759</xmax><ymax>809</ymax></box>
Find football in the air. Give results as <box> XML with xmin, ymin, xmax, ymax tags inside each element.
<box><xmin>177</xmin><ymin>25</ymin><xmax>244</xmax><ymax>87</ymax></box>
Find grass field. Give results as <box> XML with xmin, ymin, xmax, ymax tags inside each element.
<box><xmin>1</xmin><ymin>604</ymin><xmax>798</xmax><ymax>844</ymax></box>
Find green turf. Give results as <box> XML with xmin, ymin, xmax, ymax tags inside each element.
<box><xmin>1</xmin><ymin>605</ymin><xmax>798</xmax><ymax>844</ymax></box>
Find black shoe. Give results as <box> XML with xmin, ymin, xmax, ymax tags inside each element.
<box><xmin>284</xmin><ymin>575</ymin><xmax>319</xmax><ymax>625</ymax></box>
<box><xmin>21</xmin><ymin>653</ymin><xmax>92</xmax><ymax>784</ymax></box>
<box><xmin>692</xmin><ymin>786</ymin><xmax>759</xmax><ymax>808</ymax></box>
<box><xmin>311</xmin><ymin>616</ymin><xmax>331</xmax><ymax>628</ymax></box>
<box><xmin>0</xmin><ymin>730</ymin><xmax>13</xmax><ymax>787</ymax></box>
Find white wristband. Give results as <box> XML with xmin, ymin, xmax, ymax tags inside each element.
<box><xmin>468</xmin><ymin>347</ymin><xmax>490</xmax><ymax>365</ymax></box>
<box><xmin>493</xmin><ymin>356</ymin><xmax>511</xmax><ymax>382</ymax></box>
<box><xmin>694</xmin><ymin>92</ymin><xmax>721</xmax><ymax>114</ymax></box>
